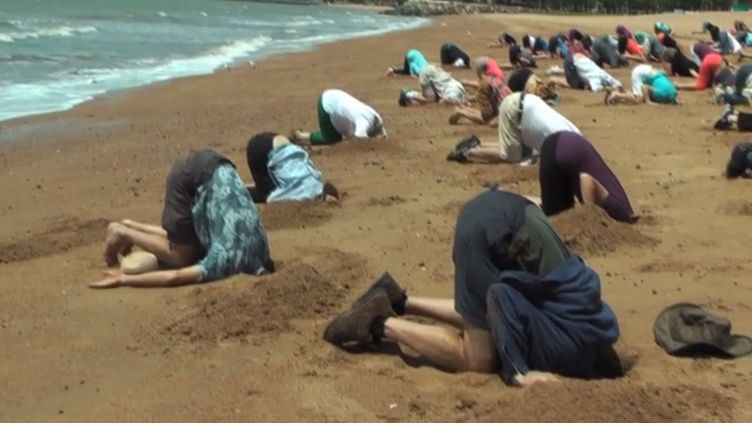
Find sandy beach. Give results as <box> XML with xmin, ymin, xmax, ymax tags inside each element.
<box><xmin>1</xmin><ymin>11</ymin><xmax>751</xmax><ymax>422</ymax></box>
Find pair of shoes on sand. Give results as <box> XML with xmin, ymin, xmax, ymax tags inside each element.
<box><xmin>323</xmin><ymin>272</ymin><xmax>405</xmax><ymax>346</ymax></box>
<box><xmin>446</xmin><ymin>134</ymin><xmax>481</xmax><ymax>163</ymax></box>
<box><xmin>714</xmin><ymin>104</ymin><xmax>735</xmax><ymax>130</ymax></box>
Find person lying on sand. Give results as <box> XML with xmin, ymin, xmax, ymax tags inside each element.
<box><xmin>673</xmin><ymin>47</ymin><xmax>733</xmax><ymax>92</ymax></box>
<box><xmin>509</xmin><ymin>45</ymin><xmax>537</xmax><ymax>69</ymax></box>
<box><xmin>710</xmin><ymin>65</ymin><xmax>752</xmax><ymax>105</ymax></box>
<box><xmin>323</xmin><ymin>189</ymin><xmax>623</xmax><ymax>386</ymax></box>
<box><xmin>659</xmin><ymin>47</ymin><xmax>699</xmax><ymax>78</ymax></box>
<box><xmin>634</xmin><ymin>31</ymin><xmax>665</xmax><ymax>62</ymax></box>
<box><xmin>705</xmin><ymin>22</ymin><xmax>752</xmax><ymax>60</ymax></box>
<box><xmin>615</xmin><ymin>24</ymin><xmax>646</xmax><ymax>63</ymax></box>
<box><xmin>605</xmin><ymin>64</ymin><xmax>678</xmax><ymax>106</ymax></box>
<box><xmin>91</xmin><ymin>149</ymin><xmax>274</xmax><ymax>288</ymax></box>
<box><xmin>548</xmin><ymin>50</ymin><xmax>624</xmax><ymax>92</ymax></box>
<box><xmin>548</xmin><ymin>34</ymin><xmax>569</xmax><ymax>59</ymax></box>
<box><xmin>711</xmin><ymin>104</ymin><xmax>752</xmax><ymax>131</ymax></box>
<box><xmin>292</xmin><ymin>89</ymin><xmax>385</xmax><ymax>145</ymax></box>
<box><xmin>386</xmin><ymin>48</ymin><xmax>428</xmax><ymax>77</ymax></box>
<box><xmin>398</xmin><ymin>64</ymin><xmax>466</xmax><ymax>106</ymax></box>
<box><xmin>539</xmin><ymin>131</ymin><xmax>639</xmax><ymax>223</ymax></box>
<box><xmin>725</xmin><ymin>142</ymin><xmax>752</xmax><ymax>178</ymax></box>
<box><xmin>505</xmin><ymin>68</ymin><xmax>559</xmax><ymax>102</ymax></box>
<box><xmin>448</xmin><ymin>56</ymin><xmax>507</xmax><ymax>126</ymax></box>
<box><xmin>448</xmin><ymin>68</ymin><xmax>559</xmax><ymax>127</ymax></box>
<box><xmin>588</xmin><ymin>35</ymin><xmax>628</xmax><ymax>69</ymax></box>
<box><xmin>246</xmin><ymin>132</ymin><xmax>339</xmax><ymax>203</ymax></box>
<box><xmin>522</xmin><ymin>34</ymin><xmax>549</xmax><ymax>55</ymax></box>
<box><xmin>447</xmin><ymin>92</ymin><xmax>579</xmax><ymax>164</ymax></box>
<box><xmin>439</xmin><ymin>42</ymin><xmax>470</xmax><ymax>68</ymax></box>
<box><xmin>488</xmin><ymin>31</ymin><xmax>517</xmax><ymax>48</ymax></box>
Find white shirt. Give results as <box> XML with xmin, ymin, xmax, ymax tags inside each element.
<box><xmin>321</xmin><ymin>89</ymin><xmax>383</xmax><ymax>138</ymax></box>
<box><xmin>520</xmin><ymin>94</ymin><xmax>581</xmax><ymax>152</ymax></box>
<box><xmin>631</xmin><ymin>64</ymin><xmax>654</xmax><ymax>98</ymax></box>
<box><xmin>573</xmin><ymin>54</ymin><xmax>622</xmax><ymax>92</ymax></box>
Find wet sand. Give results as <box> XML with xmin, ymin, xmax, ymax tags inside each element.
<box><xmin>1</xmin><ymin>12</ymin><xmax>751</xmax><ymax>422</ymax></box>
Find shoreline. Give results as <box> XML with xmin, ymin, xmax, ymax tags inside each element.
<box><xmin>0</xmin><ymin>7</ymin><xmax>426</xmax><ymax>127</ymax></box>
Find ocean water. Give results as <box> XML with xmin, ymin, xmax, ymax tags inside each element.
<box><xmin>0</xmin><ymin>0</ymin><xmax>427</xmax><ymax>122</ymax></box>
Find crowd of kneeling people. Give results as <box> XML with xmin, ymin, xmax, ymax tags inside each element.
<box><xmin>90</xmin><ymin>19</ymin><xmax>752</xmax><ymax>388</ymax></box>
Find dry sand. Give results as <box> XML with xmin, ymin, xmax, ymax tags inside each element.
<box><xmin>1</xmin><ymin>11</ymin><xmax>751</xmax><ymax>423</ymax></box>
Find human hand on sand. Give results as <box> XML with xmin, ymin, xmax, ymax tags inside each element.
<box><xmin>514</xmin><ymin>371</ymin><xmax>560</xmax><ymax>387</ymax></box>
<box><xmin>89</xmin><ymin>270</ymin><xmax>122</xmax><ymax>289</ymax></box>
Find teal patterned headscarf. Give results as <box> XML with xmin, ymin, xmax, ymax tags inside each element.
<box><xmin>654</xmin><ymin>21</ymin><xmax>671</xmax><ymax>35</ymax></box>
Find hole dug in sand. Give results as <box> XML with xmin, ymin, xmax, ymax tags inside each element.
<box><xmin>551</xmin><ymin>205</ymin><xmax>657</xmax><ymax>257</ymax></box>
<box><xmin>162</xmin><ymin>248</ymin><xmax>369</xmax><ymax>346</ymax></box>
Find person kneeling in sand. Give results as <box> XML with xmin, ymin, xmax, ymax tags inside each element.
<box><xmin>605</xmin><ymin>64</ymin><xmax>678</xmax><ymax>105</ymax></box>
<box><xmin>439</xmin><ymin>42</ymin><xmax>470</xmax><ymax>68</ymax></box>
<box><xmin>398</xmin><ymin>64</ymin><xmax>466</xmax><ymax>106</ymax></box>
<box><xmin>323</xmin><ymin>189</ymin><xmax>623</xmax><ymax>386</ymax></box>
<box><xmin>246</xmin><ymin>132</ymin><xmax>339</xmax><ymax>203</ymax></box>
<box><xmin>538</xmin><ymin>131</ymin><xmax>639</xmax><ymax>223</ymax></box>
<box><xmin>448</xmin><ymin>56</ymin><xmax>507</xmax><ymax>126</ymax></box>
<box><xmin>387</xmin><ymin>48</ymin><xmax>429</xmax><ymax>77</ymax></box>
<box><xmin>447</xmin><ymin>92</ymin><xmax>580</xmax><ymax>164</ymax></box>
<box><xmin>293</xmin><ymin>89</ymin><xmax>385</xmax><ymax>145</ymax></box>
<box><xmin>549</xmin><ymin>50</ymin><xmax>624</xmax><ymax>93</ymax></box>
<box><xmin>91</xmin><ymin>149</ymin><xmax>274</xmax><ymax>288</ymax></box>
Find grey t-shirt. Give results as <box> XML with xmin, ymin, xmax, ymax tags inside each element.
<box><xmin>521</xmin><ymin>94</ymin><xmax>581</xmax><ymax>152</ymax></box>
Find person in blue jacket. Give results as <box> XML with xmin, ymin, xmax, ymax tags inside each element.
<box><xmin>323</xmin><ymin>189</ymin><xmax>622</xmax><ymax>386</ymax></box>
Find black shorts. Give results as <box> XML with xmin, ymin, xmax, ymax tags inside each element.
<box><xmin>539</xmin><ymin>133</ymin><xmax>576</xmax><ymax>217</ymax></box>
<box><xmin>162</xmin><ymin>149</ymin><xmax>232</xmax><ymax>245</ymax></box>
<box><xmin>245</xmin><ymin>133</ymin><xmax>276</xmax><ymax>203</ymax></box>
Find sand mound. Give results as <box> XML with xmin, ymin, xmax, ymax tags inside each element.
<box><xmin>258</xmin><ymin>201</ymin><xmax>334</xmax><ymax>231</ymax></box>
<box><xmin>552</xmin><ymin>205</ymin><xmax>657</xmax><ymax>257</ymax></box>
<box><xmin>162</xmin><ymin>248</ymin><xmax>370</xmax><ymax>345</ymax></box>
<box><xmin>471</xmin><ymin>380</ymin><xmax>734</xmax><ymax>423</ymax></box>
<box><xmin>0</xmin><ymin>217</ymin><xmax>108</xmax><ymax>264</ymax></box>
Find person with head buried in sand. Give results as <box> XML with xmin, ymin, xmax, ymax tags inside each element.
<box><xmin>246</xmin><ymin>132</ymin><xmax>340</xmax><ymax>203</ymax></box>
<box><xmin>292</xmin><ymin>89</ymin><xmax>386</xmax><ymax>146</ymax></box>
<box><xmin>538</xmin><ymin>131</ymin><xmax>639</xmax><ymax>223</ymax></box>
<box><xmin>92</xmin><ymin>149</ymin><xmax>274</xmax><ymax>288</ymax></box>
<box><xmin>323</xmin><ymin>189</ymin><xmax>623</xmax><ymax>387</ymax></box>
<box><xmin>447</xmin><ymin>92</ymin><xmax>580</xmax><ymax>165</ymax></box>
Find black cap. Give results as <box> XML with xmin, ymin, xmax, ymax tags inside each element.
<box><xmin>654</xmin><ymin>303</ymin><xmax>752</xmax><ymax>358</ymax></box>
<box><xmin>726</xmin><ymin>142</ymin><xmax>752</xmax><ymax>179</ymax></box>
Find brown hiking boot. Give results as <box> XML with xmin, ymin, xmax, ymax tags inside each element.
<box><xmin>351</xmin><ymin>272</ymin><xmax>406</xmax><ymax>310</ymax></box>
<box><xmin>323</xmin><ymin>290</ymin><xmax>394</xmax><ymax>345</ymax></box>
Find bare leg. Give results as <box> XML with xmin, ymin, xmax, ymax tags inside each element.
<box><xmin>449</xmin><ymin>106</ymin><xmax>486</xmax><ymax>125</ymax></box>
<box><xmin>121</xmin><ymin>219</ymin><xmax>167</xmax><ymax>236</ymax></box>
<box><xmin>579</xmin><ymin>173</ymin><xmax>610</xmax><ymax>206</ymax></box>
<box><xmin>293</xmin><ymin>130</ymin><xmax>312</xmax><ymax>143</ymax></box>
<box><xmin>104</xmin><ymin>222</ymin><xmax>199</xmax><ymax>268</ymax></box>
<box><xmin>461</xmin><ymin>79</ymin><xmax>480</xmax><ymax>89</ymax></box>
<box><xmin>404</xmin><ymin>297</ymin><xmax>463</xmax><ymax>328</ymax></box>
<box><xmin>466</xmin><ymin>144</ymin><xmax>506</xmax><ymax>163</ymax></box>
<box><xmin>383</xmin><ymin>318</ymin><xmax>497</xmax><ymax>372</ymax></box>
<box><xmin>605</xmin><ymin>90</ymin><xmax>641</xmax><ymax>105</ymax></box>
<box><xmin>547</xmin><ymin>76</ymin><xmax>572</xmax><ymax>89</ymax></box>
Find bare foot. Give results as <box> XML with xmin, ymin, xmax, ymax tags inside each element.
<box><xmin>322</xmin><ymin>181</ymin><xmax>340</xmax><ymax>203</ymax></box>
<box><xmin>103</xmin><ymin>222</ymin><xmax>130</xmax><ymax>267</ymax></box>
<box><xmin>448</xmin><ymin>112</ymin><xmax>461</xmax><ymax>125</ymax></box>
